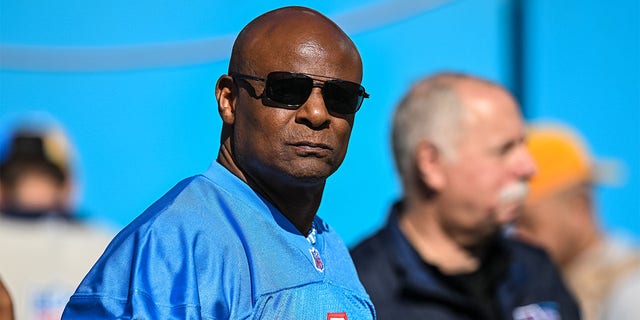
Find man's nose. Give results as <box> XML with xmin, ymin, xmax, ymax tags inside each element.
<box><xmin>514</xmin><ymin>145</ymin><xmax>537</xmax><ymax>180</ymax></box>
<box><xmin>295</xmin><ymin>88</ymin><xmax>330</xmax><ymax>128</ymax></box>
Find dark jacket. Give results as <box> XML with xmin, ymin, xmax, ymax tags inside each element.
<box><xmin>350</xmin><ymin>204</ymin><xmax>581</xmax><ymax>320</ymax></box>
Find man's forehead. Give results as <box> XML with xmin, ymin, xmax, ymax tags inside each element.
<box><xmin>458</xmin><ymin>80</ymin><xmax>518</xmax><ymax>117</ymax></box>
<box><xmin>458</xmin><ymin>89</ymin><xmax>524</xmax><ymax>142</ymax></box>
<box><xmin>229</xmin><ymin>6</ymin><xmax>362</xmax><ymax>84</ymax></box>
<box><xmin>244</xmin><ymin>31</ymin><xmax>360</xmax><ymax>80</ymax></box>
<box><xmin>246</xmin><ymin>21</ymin><xmax>349</xmax><ymax>52</ymax></box>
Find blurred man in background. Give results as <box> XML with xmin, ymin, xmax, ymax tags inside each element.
<box><xmin>515</xmin><ymin>122</ymin><xmax>640</xmax><ymax>320</ymax></box>
<box><xmin>0</xmin><ymin>125</ymin><xmax>72</xmax><ymax>217</ymax></box>
<box><xmin>351</xmin><ymin>72</ymin><xmax>580</xmax><ymax>319</ymax></box>
<box><xmin>0</xmin><ymin>116</ymin><xmax>114</xmax><ymax>320</ymax></box>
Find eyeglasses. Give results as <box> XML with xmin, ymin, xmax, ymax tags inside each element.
<box><xmin>230</xmin><ymin>71</ymin><xmax>370</xmax><ymax>115</ymax></box>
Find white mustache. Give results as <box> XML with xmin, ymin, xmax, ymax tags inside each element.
<box><xmin>499</xmin><ymin>181</ymin><xmax>529</xmax><ymax>203</ymax></box>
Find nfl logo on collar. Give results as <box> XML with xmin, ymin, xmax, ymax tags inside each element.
<box><xmin>310</xmin><ymin>247</ymin><xmax>324</xmax><ymax>272</ymax></box>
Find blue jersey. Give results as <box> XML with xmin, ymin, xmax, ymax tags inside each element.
<box><xmin>62</xmin><ymin>162</ymin><xmax>375</xmax><ymax>320</ymax></box>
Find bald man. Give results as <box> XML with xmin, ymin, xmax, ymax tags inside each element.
<box><xmin>63</xmin><ymin>7</ymin><xmax>374</xmax><ymax>319</ymax></box>
<box><xmin>351</xmin><ymin>73</ymin><xmax>579</xmax><ymax>319</ymax></box>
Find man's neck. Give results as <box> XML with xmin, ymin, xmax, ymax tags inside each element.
<box><xmin>399</xmin><ymin>203</ymin><xmax>483</xmax><ymax>275</ymax></box>
<box><xmin>254</xmin><ymin>182</ymin><xmax>323</xmax><ymax>234</ymax></box>
<box><xmin>216</xmin><ymin>149</ymin><xmax>323</xmax><ymax>234</ymax></box>
<box><xmin>562</xmin><ymin>227</ymin><xmax>604</xmax><ymax>270</ymax></box>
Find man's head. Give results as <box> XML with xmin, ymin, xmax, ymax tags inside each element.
<box><xmin>392</xmin><ymin>72</ymin><xmax>536</xmax><ymax>247</ymax></box>
<box><xmin>515</xmin><ymin>123</ymin><xmax>603</xmax><ymax>267</ymax></box>
<box><xmin>216</xmin><ymin>6</ymin><xmax>366</xmax><ymax>188</ymax></box>
<box><xmin>0</xmin><ymin>128</ymin><xmax>73</xmax><ymax>216</ymax></box>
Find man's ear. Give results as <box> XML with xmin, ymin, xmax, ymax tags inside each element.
<box><xmin>216</xmin><ymin>75</ymin><xmax>236</xmax><ymax>125</ymax></box>
<box><xmin>415</xmin><ymin>140</ymin><xmax>447</xmax><ymax>191</ymax></box>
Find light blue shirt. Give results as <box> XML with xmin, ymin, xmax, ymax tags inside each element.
<box><xmin>63</xmin><ymin>162</ymin><xmax>375</xmax><ymax>319</ymax></box>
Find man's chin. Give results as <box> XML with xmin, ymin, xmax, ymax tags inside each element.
<box><xmin>285</xmin><ymin>160</ymin><xmax>339</xmax><ymax>182</ymax></box>
<box><xmin>281</xmin><ymin>167</ymin><xmax>334</xmax><ymax>186</ymax></box>
<box><xmin>496</xmin><ymin>202</ymin><xmax>525</xmax><ymax>225</ymax></box>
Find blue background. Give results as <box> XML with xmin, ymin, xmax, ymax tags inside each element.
<box><xmin>1</xmin><ymin>0</ymin><xmax>638</xmax><ymax>246</ymax></box>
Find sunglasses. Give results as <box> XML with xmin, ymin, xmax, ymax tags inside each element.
<box><xmin>230</xmin><ymin>71</ymin><xmax>370</xmax><ymax>115</ymax></box>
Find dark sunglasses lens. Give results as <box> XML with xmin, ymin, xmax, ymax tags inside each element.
<box><xmin>266</xmin><ymin>73</ymin><xmax>313</xmax><ymax>106</ymax></box>
<box><xmin>323</xmin><ymin>80</ymin><xmax>365</xmax><ymax>114</ymax></box>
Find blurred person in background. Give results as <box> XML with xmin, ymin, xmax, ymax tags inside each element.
<box><xmin>0</xmin><ymin>116</ymin><xmax>114</xmax><ymax>320</ymax></box>
<box><xmin>351</xmin><ymin>72</ymin><xmax>580</xmax><ymax>320</ymax></box>
<box><xmin>514</xmin><ymin>122</ymin><xmax>640</xmax><ymax>320</ymax></box>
